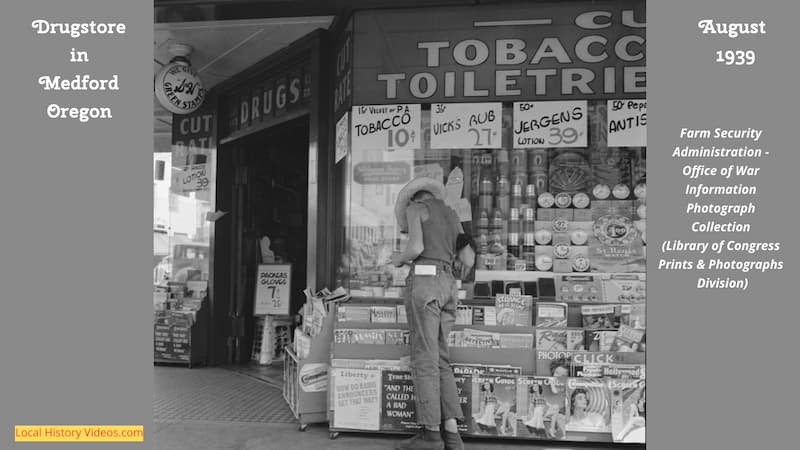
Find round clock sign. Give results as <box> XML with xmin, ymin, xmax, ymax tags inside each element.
<box><xmin>155</xmin><ymin>61</ymin><xmax>206</xmax><ymax>114</ymax></box>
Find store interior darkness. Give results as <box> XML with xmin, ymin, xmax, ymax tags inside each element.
<box><xmin>219</xmin><ymin>115</ymin><xmax>310</xmax><ymax>362</ymax></box>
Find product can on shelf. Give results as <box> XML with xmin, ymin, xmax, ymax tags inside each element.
<box><xmin>510</xmin><ymin>181</ymin><xmax>524</xmax><ymax>210</ymax></box>
<box><xmin>478</xmin><ymin>195</ymin><xmax>493</xmax><ymax>213</ymax></box>
<box><xmin>510</xmin><ymin>149</ymin><xmax>527</xmax><ymax>172</ymax></box>
<box><xmin>529</xmin><ymin>148</ymin><xmax>548</xmax><ymax>171</ymax></box>
<box><xmin>511</xmin><ymin>173</ymin><xmax>528</xmax><ymax>190</ymax></box>
<box><xmin>530</xmin><ymin>171</ymin><xmax>549</xmax><ymax>194</ymax></box>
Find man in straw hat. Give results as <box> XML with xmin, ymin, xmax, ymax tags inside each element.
<box><xmin>391</xmin><ymin>177</ymin><xmax>474</xmax><ymax>450</ymax></box>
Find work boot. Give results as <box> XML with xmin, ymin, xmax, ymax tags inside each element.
<box><xmin>441</xmin><ymin>429</ymin><xmax>464</xmax><ymax>450</ymax></box>
<box><xmin>394</xmin><ymin>429</ymin><xmax>444</xmax><ymax>450</ymax></box>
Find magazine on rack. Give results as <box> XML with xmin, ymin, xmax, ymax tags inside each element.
<box><xmin>581</xmin><ymin>304</ymin><xmax>616</xmax><ymax>329</ymax></box>
<box><xmin>609</xmin><ymin>379</ymin><xmax>646</xmax><ymax>443</ymax></box>
<box><xmin>565</xmin><ymin>378</ymin><xmax>611</xmax><ymax>434</ymax></box>
<box><xmin>470</xmin><ymin>374</ymin><xmax>518</xmax><ymax>436</ymax></box>
<box><xmin>380</xmin><ymin>370</ymin><xmax>422</xmax><ymax>432</ymax></box>
<box><xmin>535</xmin><ymin>328</ymin><xmax>584</xmax><ymax>352</ymax></box>
<box><xmin>495</xmin><ymin>294</ymin><xmax>533</xmax><ymax>326</ymax></box>
<box><xmin>515</xmin><ymin>376</ymin><xmax>569</xmax><ymax>440</ymax></box>
<box><xmin>452</xmin><ymin>364</ymin><xmax>522</xmax><ymax>435</ymax></box>
<box><xmin>609</xmin><ymin>325</ymin><xmax>646</xmax><ymax>352</ymax></box>
<box><xmin>534</xmin><ymin>302</ymin><xmax>569</xmax><ymax>327</ymax></box>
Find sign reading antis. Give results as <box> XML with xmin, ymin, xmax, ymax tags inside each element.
<box><xmin>607</xmin><ymin>99</ymin><xmax>646</xmax><ymax>147</ymax></box>
<box><xmin>352</xmin><ymin>1</ymin><xmax>645</xmax><ymax>104</ymax></box>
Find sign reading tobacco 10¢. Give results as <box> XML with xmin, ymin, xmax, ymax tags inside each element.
<box><xmin>155</xmin><ymin>62</ymin><xmax>206</xmax><ymax>115</ymax></box>
<box><xmin>351</xmin><ymin>104</ymin><xmax>421</xmax><ymax>151</ymax></box>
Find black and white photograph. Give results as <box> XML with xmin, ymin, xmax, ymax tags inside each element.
<box><xmin>151</xmin><ymin>0</ymin><xmax>646</xmax><ymax>448</ymax></box>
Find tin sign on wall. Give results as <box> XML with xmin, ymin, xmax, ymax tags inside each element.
<box><xmin>513</xmin><ymin>101</ymin><xmax>587</xmax><ymax>148</ymax></box>
<box><xmin>607</xmin><ymin>99</ymin><xmax>646</xmax><ymax>147</ymax></box>
<box><xmin>430</xmin><ymin>103</ymin><xmax>502</xmax><ymax>149</ymax></box>
<box><xmin>351</xmin><ymin>104</ymin><xmax>421</xmax><ymax>151</ymax></box>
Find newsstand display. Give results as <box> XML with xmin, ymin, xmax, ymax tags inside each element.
<box><xmin>325</xmin><ymin>1</ymin><xmax>646</xmax><ymax>444</ymax></box>
<box><xmin>153</xmin><ymin>284</ymin><xmax>209</xmax><ymax>368</ymax></box>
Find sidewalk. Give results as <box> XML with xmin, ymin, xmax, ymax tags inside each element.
<box><xmin>154</xmin><ymin>365</ymin><xmax>631</xmax><ymax>450</ymax></box>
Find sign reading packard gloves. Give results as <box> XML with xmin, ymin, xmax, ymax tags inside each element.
<box><xmin>155</xmin><ymin>62</ymin><xmax>206</xmax><ymax>114</ymax></box>
<box><xmin>353</xmin><ymin>1</ymin><xmax>645</xmax><ymax>104</ymax></box>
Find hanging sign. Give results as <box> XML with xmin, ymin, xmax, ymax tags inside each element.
<box><xmin>155</xmin><ymin>62</ymin><xmax>206</xmax><ymax>114</ymax></box>
<box><xmin>353</xmin><ymin>162</ymin><xmax>411</xmax><ymax>184</ymax></box>
<box><xmin>254</xmin><ymin>264</ymin><xmax>292</xmax><ymax>315</ymax></box>
<box><xmin>430</xmin><ymin>103</ymin><xmax>502</xmax><ymax>149</ymax></box>
<box><xmin>351</xmin><ymin>104</ymin><xmax>421</xmax><ymax>151</ymax></box>
<box><xmin>335</xmin><ymin>112</ymin><xmax>350</xmax><ymax>164</ymax></box>
<box><xmin>607</xmin><ymin>99</ymin><xmax>647</xmax><ymax>147</ymax></box>
<box><xmin>332</xmin><ymin>368</ymin><xmax>381</xmax><ymax>430</ymax></box>
<box><xmin>352</xmin><ymin>2</ymin><xmax>646</xmax><ymax>104</ymax></box>
<box><xmin>513</xmin><ymin>101</ymin><xmax>587</xmax><ymax>148</ymax></box>
<box><xmin>172</xmin><ymin>164</ymin><xmax>210</xmax><ymax>193</ymax></box>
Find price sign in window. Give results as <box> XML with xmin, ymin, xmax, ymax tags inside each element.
<box><xmin>351</xmin><ymin>104</ymin><xmax>421</xmax><ymax>151</ymax></box>
<box><xmin>254</xmin><ymin>264</ymin><xmax>292</xmax><ymax>315</ymax></box>
<box><xmin>513</xmin><ymin>101</ymin><xmax>587</xmax><ymax>148</ymax></box>
<box><xmin>430</xmin><ymin>102</ymin><xmax>502</xmax><ymax>149</ymax></box>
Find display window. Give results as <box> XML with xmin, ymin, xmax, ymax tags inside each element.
<box><xmin>340</xmin><ymin>102</ymin><xmax>646</xmax><ymax>298</ymax></box>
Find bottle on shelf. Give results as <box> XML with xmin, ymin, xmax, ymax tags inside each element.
<box><xmin>510</xmin><ymin>180</ymin><xmax>524</xmax><ymax>211</ymax></box>
<box><xmin>522</xmin><ymin>207</ymin><xmax>536</xmax><ymax>271</ymax></box>
<box><xmin>507</xmin><ymin>207</ymin><xmax>521</xmax><ymax>259</ymax></box>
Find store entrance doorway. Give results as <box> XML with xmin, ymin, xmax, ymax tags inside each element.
<box><xmin>220</xmin><ymin>115</ymin><xmax>310</xmax><ymax>364</ymax></box>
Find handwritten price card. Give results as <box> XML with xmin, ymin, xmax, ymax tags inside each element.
<box><xmin>430</xmin><ymin>102</ymin><xmax>502</xmax><ymax>149</ymax></box>
<box><xmin>607</xmin><ymin>99</ymin><xmax>647</xmax><ymax>147</ymax></box>
<box><xmin>172</xmin><ymin>164</ymin><xmax>210</xmax><ymax>194</ymax></box>
<box><xmin>513</xmin><ymin>101</ymin><xmax>587</xmax><ymax>148</ymax></box>
<box><xmin>254</xmin><ymin>264</ymin><xmax>292</xmax><ymax>315</ymax></box>
<box><xmin>351</xmin><ymin>104</ymin><xmax>421</xmax><ymax>151</ymax></box>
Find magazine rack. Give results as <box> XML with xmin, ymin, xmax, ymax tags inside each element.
<box><xmin>283</xmin><ymin>307</ymin><xmax>336</xmax><ymax>431</ymax></box>
<box><xmin>326</xmin><ymin>288</ymin><xmax>644</xmax><ymax>445</ymax></box>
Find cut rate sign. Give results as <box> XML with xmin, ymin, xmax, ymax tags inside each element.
<box><xmin>351</xmin><ymin>104</ymin><xmax>421</xmax><ymax>151</ymax></box>
<box><xmin>254</xmin><ymin>264</ymin><xmax>292</xmax><ymax>315</ymax></box>
<box><xmin>513</xmin><ymin>101</ymin><xmax>587</xmax><ymax>148</ymax></box>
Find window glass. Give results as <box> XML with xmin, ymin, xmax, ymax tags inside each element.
<box><xmin>342</xmin><ymin>102</ymin><xmax>646</xmax><ymax>298</ymax></box>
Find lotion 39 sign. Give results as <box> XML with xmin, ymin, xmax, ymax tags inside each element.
<box><xmin>430</xmin><ymin>103</ymin><xmax>502</xmax><ymax>149</ymax></box>
<box><xmin>254</xmin><ymin>264</ymin><xmax>292</xmax><ymax>315</ymax></box>
<box><xmin>513</xmin><ymin>101</ymin><xmax>587</xmax><ymax>148</ymax></box>
<box><xmin>351</xmin><ymin>104</ymin><xmax>421</xmax><ymax>151</ymax></box>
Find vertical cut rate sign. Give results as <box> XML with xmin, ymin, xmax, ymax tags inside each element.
<box><xmin>254</xmin><ymin>264</ymin><xmax>292</xmax><ymax>315</ymax></box>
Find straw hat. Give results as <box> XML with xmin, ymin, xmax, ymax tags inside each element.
<box><xmin>394</xmin><ymin>177</ymin><xmax>446</xmax><ymax>232</ymax></box>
